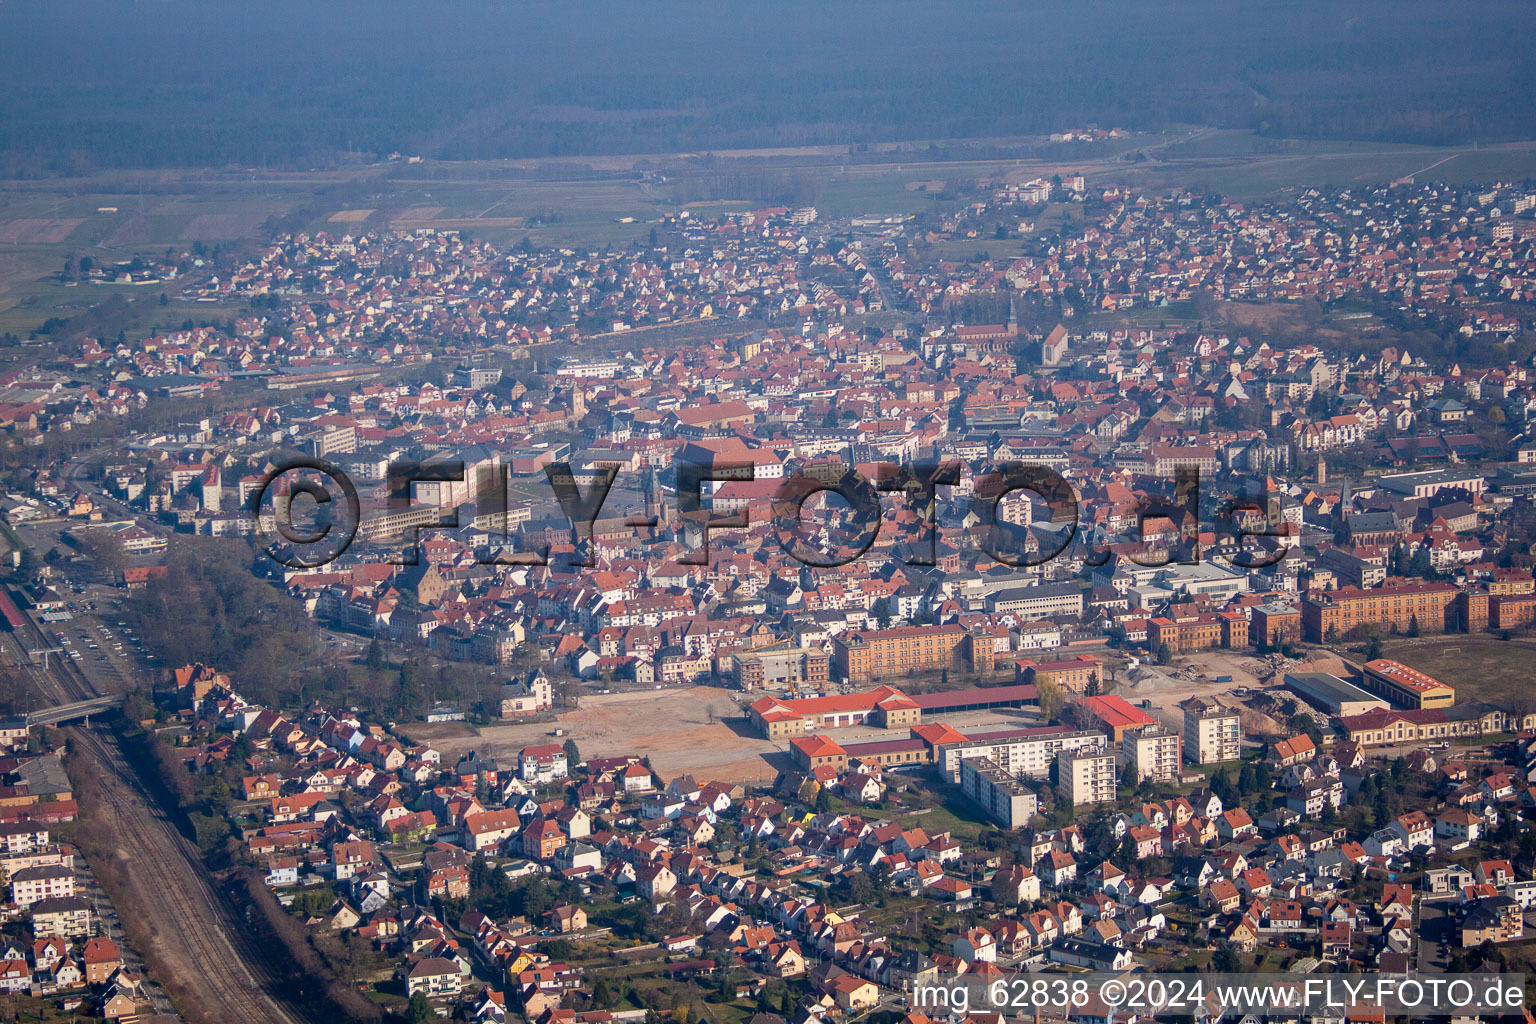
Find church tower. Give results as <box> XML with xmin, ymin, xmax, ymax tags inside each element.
<box><xmin>643</xmin><ymin>466</ymin><xmax>668</xmax><ymax>527</ymax></box>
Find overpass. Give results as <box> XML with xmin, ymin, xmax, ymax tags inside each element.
<box><xmin>28</xmin><ymin>694</ymin><xmax>125</xmax><ymax>728</ymax></box>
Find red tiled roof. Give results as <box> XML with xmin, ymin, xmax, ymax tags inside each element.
<box><xmin>1079</xmin><ymin>695</ymin><xmax>1158</xmax><ymax>730</ymax></box>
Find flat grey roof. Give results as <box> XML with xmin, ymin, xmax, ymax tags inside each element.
<box><xmin>1283</xmin><ymin>671</ymin><xmax>1381</xmax><ymax>707</ymax></box>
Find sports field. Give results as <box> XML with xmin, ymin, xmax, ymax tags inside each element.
<box><xmin>1379</xmin><ymin>635</ymin><xmax>1536</xmax><ymax>707</ymax></box>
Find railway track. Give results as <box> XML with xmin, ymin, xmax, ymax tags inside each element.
<box><xmin>66</xmin><ymin>727</ymin><xmax>308</xmax><ymax>1024</ymax></box>
<box><xmin>4</xmin><ymin>584</ymin><xmax>310</xmax><ymax>1024</ymax></box>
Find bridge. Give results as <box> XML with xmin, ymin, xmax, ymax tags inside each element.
<box><xmin>27</xmin><ymin>694</ymin><xmax>125</xmax><ymax>728</ymax></box>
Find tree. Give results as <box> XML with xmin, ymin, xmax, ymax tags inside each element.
<box><xmin>74</xmin><ymin>528</ymin><xmax>127</xmax><ymax>578</ymax></box>
<box><xmin>1407</xmin><ymin>614</ymin><xmax>1420</xmax><ymax>638</ymax></box>
<box><xmin>843</xmin><ymin>870</ymin><xmax>875</xmax><ymax>905</ymax></box>
<box><xmin>1238</xmin><ymin>764</ymin><xmax>1259</xmax><ymax>796</ymax></box>
<box><xmin>814</xmin><ymin>785</ymin><xmax>834</xmax><ymax>814</ymax></box>
<box><xmin>1211</xmin><ymin>767</ymin><xmax>1237</xmax><ymax>808</ymax></box>
<box><xmin>366</xmin><ymin>638</ymin><xmax>384</xmax><ymax>671</ymax></box>
<box><xmin>1212</xmin><ymin>943</ymin><xmax>1243</xmax><ymax>974</ymax></box>
<box><xmin>990</xmin><ymin>867</ymin><xmax>1015</xmax><ymax>906</ymax></box>
<box><xmin>16</xmin><ymin>547</ymin><xmax>43</xmax><ymax>586</ymax></box>
<box><xmin>871</xmin><ymin>597</ymin><xmax>893</xmax><ymax>630</ymax></box>
<box><xmin>1034</xmin><ymin>674</ymin><xmax>1064</xmax><ymax>721</ymax></box>
<box><xmin>519</xmin><ymin>877</ymin><xmax>554</xmax><ymax>919</ymax></box>
<box><xmin>1156</xmin><ymin>643</ymin><xmax>1173</xmax><ymax>666</ymax></box>
<box><xmin>406</xmin><ymin>993</ymin><xmax>434</xmax><ymax>1024</ymax></box>
<box><xmin>563</xmin><ymin>738</ymin><xmax>580</xmax><ymax>767</ymax></box>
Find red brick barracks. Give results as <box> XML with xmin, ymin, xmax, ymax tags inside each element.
<box><xmin>749</xmin><ymin>683</ymin><xmax>1038</xmax><ymax>740</ymax></box>
<box><xmin>788</xmin><ymin>721</ymin><xmax>1084</xmax><ymax>774</ymax></box>
<box><xmin>1299</xmin><ymin>580</ymin><xmax>1536</xmax><ymax>642</ymax></box>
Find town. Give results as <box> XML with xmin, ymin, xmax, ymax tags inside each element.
<box><xmin>6</xmin><ymin>156</ymin><xmax>1536</xmax><ymax>1024</ymax></box>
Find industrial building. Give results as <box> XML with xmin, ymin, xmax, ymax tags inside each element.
<box><xmin>1283</xmin><ymin>671</ymin><xmax>1390</xmax><ymax>717</ymax></box>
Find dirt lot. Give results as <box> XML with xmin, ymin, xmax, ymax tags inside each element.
<box><xmin>422</xmin><ymin>685</ymin><xmax>1053</xmax><ymax>783</ymax></box>
<box><xmin>1111</xmin><ymin>648</ymin><xmax>1346</xmax><ymax>735</ymax></box>
<box><xmin>428</xmin><ymin>686</ymin><xmax>791</xmax><ymax>784</ymax></box>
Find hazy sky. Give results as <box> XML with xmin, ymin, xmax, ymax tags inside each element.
<box><xmin>2</xmin><ymin>1</ymin><xmax>1533</xmax><ymax>170</ymax></box>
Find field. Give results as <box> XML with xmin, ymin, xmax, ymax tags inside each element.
<box><xmin>424</xmin><ymin>685</ymin><xmax>791</xmax><ymax>785</ymax></box>
<box><xmin>1117</xmin><ymin>132</ymin><xmax>1536</xmax><ymax>200</ymax></box>
<box><xmin>7</xmin><ymin>126</ymin><xmax>1536</xmax><ymax>340</ymax></box>
<box><xmin>418</xmin><ymin>684</ymin><xmax>1055</xmax><ymax>783</ymax></box>
<box><xmin>1379</xmin><ymin>635</ymin><xmax>1536</xmax><ymax>707</ymax></box>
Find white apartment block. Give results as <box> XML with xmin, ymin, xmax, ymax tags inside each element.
<box><xmin>1120</xmin><ymin>727</ymin><xmax>1183</xmax><ymax>784</ymax></box>
<box><xmin>1058</xmin><ymin>749</ymin><xmax>1117</xmax><ymax>806</ymax></box>
<box><xmin>10</xmin><ymin>864</ymin><xmax>75</xmax><ymax>907</ymax></box>
<box><xmin>1182</xmin><ymin>698</ymin><xmax>1241</xmax><ymax>764</ymax></box>
<box><xmin>937</xmin><ymin>729</ymin><xmax>1104</xmax><ymax>782</ymax></box>
<box><xmin>960</xmin><ymin>757</ymin><xmax>1038</xmax><ymax>829</ymax></box>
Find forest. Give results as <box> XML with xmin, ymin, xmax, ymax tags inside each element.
<box><xmin>1</xmin><ymin>0</ymin><xmax>1534</xmax><ymax>176</ymax></box>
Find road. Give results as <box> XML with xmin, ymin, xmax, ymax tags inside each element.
<box><xmin>1417</xmin><ymin>896</ymin><xmax>1454</xmax><ymax>971</ymax></box>
<box><xmin>4</xmin><ymin>582</ymin><xmax>310</xmax><ymax>1024</ymax></box>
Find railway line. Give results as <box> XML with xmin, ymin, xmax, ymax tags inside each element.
<box><xmin>3</xmin><ymin>582</ymin><xmax>310</xmax><ymax>1024</ymax></box>
<box><xmin>66</xmin><ymin>726</ymin><xmax>308</xmax><ymax>1024</ymax></box>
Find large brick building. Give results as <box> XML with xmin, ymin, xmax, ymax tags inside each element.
<box><xmin>1251</xmin><ymin>603</ymin><xmax>1302</xmax><ymax>648</ymax></box>
<box><xmin>1147</xmin><ymin>610</ymin><xmax>1248</xmax><ymax>652</ymax></box>
<box><xmin>1299</xmin><ymin>582</ymin><xmax>1458</xmax><ymax>642</ymax></box>
<box><xmin>748</xmin><ymin>682</ymin><xmax>1039</xmax><ymax>739</ymax></box>
<box><xmin>831</xmin><ymin>623</ymin><xmax>968</xmax><ymax>683</ymax></box>
<box><xmin>1013</xmin><ymin>654</ymin><xmax>1103</xmax><ymax>694</ymax></box>
<box><xmin>1490</xmin><ymin>592</ymin><xmax>1536</xmax><ymax>630</ymax></box>
<box><xmin>729</xmin><ymin>643</ymin><xmax>830</xmax><ymax>690</ymax></box>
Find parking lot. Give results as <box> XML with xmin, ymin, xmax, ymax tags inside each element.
<box><xmin>16</xmin><ymin>539</ymin><xmax>155</xmax><ymax>695</ymax></box>
<box><xmin>39</xmin><ymin>585</ymin><xmax>152</xmax><ymax>690</ymax></box>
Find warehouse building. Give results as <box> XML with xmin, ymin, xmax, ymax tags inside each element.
<box><xmin>1284</xmin><ymin>671</ymin><xmax>1390</xmax><ymax>717</ymax></box>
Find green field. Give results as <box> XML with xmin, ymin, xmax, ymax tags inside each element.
<box><xmin>1379</xmin><ymin>635</ymin><xmax>1536</xmax><ymax>708</ymax></box>
<box><xmin>1119</xmin><ymin>133</ymin><xmax>1536</xmax><ymax>200</ymax></box>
